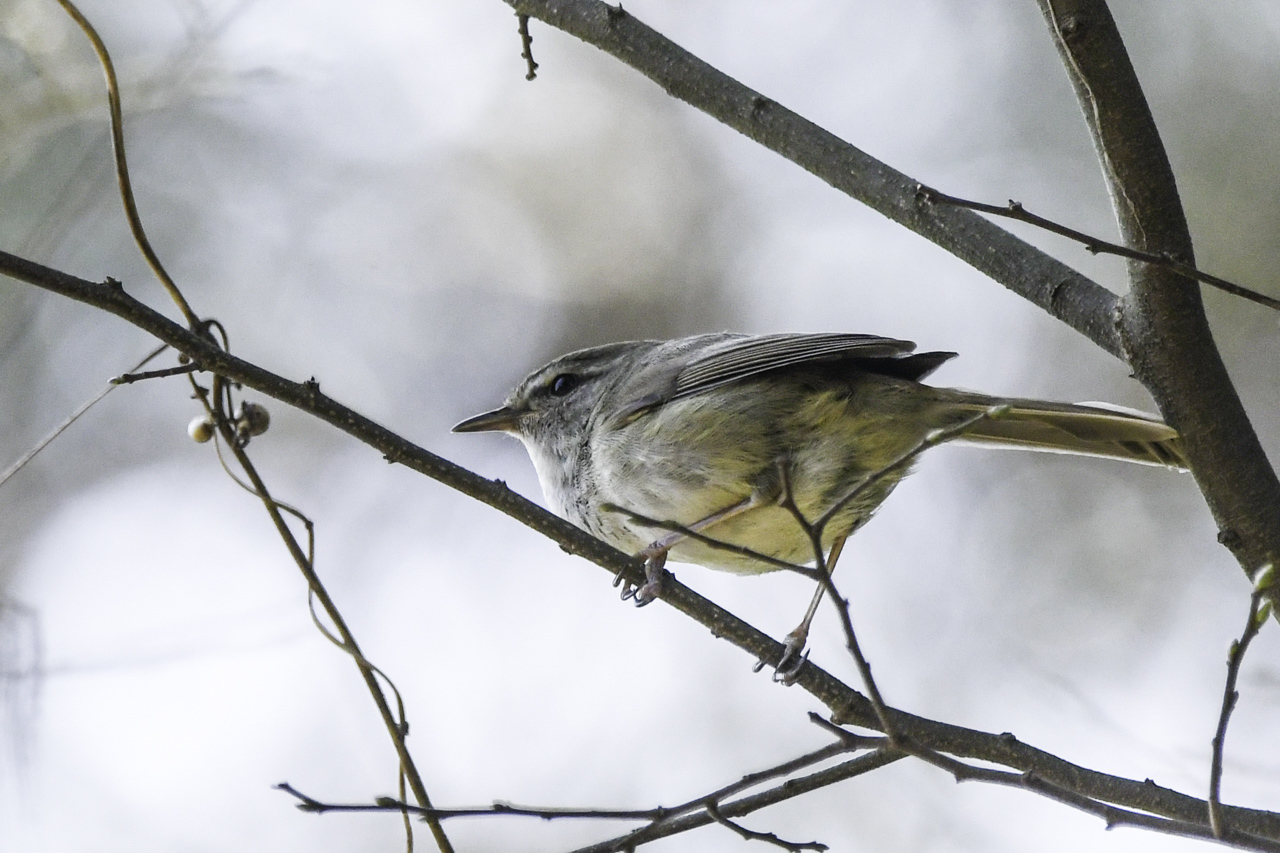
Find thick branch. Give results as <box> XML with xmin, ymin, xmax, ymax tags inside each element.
<box><xmin>5</xmin><ymin>250</ymin><xmax>1279</xmax><ymax>840</ymax></box>
<box><xmin>505</xmin><ymin>0</ymin><xmax>1122</xmax><ymax>357</ymax></box>
<box><xmin>1037</xmin><ymin>0</ymin><xmax>1280</xmax><ymax>580</ymax></box>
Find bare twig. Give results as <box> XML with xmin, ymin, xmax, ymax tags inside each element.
<box><xmin>572</xmin><ymin>749</ymin><xmax>903</xmax><ymax>853</ymax></box>
<box><xmin>0</xmin><ymin>343</ymin><xmax>167</xmax><ymax>490</ymax></box>
<box><xmin>1209</xmin><ymin>572</ymin><xmax>1273</xmax><ymax>838</ymax></box>
<box><xmin>814</xmin><ymin>407</ymin><xmax>1006</xmax><ymax>536</ymax></box>
<box><xmin>815</xmin><ymin>715</ymin><xmax>1280</xmax><ymax>853</ymax></box>
<box><xmin>41</xmin><ymin>6</ymin><xmax>448</xmax><ymax>842</ymax></box>
<box><xmin>516</xmin><ymin>13</ymin><xmax>538</xmax><ymax>80</ymax></box>
<box><xmin>275</xmin><ymin>782</ymin><xmax>664</xmax><ymax>820</ymax></box>
<box><xmin>704</xmin><ymin>800</ymin><xmax>828</xmax><ymax>852</ymax></box>
<box><xmin>599</xmin><ymin>503</ymin><xmax>819</xmax><ymax>578</ymax></box>
<box><xmin>773</xmin><ymin>409</ymin><xmax>1005</xmax><ymax>725</ymax></box>
<box><xmin>111</xmin><ymin>362</ymin><xmax>201</xmax><ymax>384</ymax></box>
<box><xmin>664</xmin><ymin>738</ymin><xmax>876</xmax><ymax>817</ymax></box>
<box><xmin>774</xmin><ymin>467</ymin><xmax>894</xmax><ymax>736</ymax></box>
<box><xmin>281</xmin><ymin>737</ymin><xmax>871</xmax><ymax>851</ymax></box>
<box><xmin>917</xmin><ymin>186</ymin><xmax>1280</xmax><ymax>312</ymax></box>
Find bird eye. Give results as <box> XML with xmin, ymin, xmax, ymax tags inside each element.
<box><xmin>549</xmin><ymin>373</ymin><xmax>579</xmax><ymax>396</ymax></box>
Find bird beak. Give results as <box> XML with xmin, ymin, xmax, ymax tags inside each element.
<box><xmin>452</xmin><ymin>405</ymin><xmax>524</xmax><ymax>434</ymax></box>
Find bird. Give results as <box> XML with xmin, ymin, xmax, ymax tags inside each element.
<box><xmin>453</xmin><ymin>332</ymin><xmax>1186</xmax><ymax>675</ymax></box>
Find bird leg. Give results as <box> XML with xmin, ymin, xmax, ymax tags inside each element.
<box><xmin>621</xmin><ymin>494</ymin><xmax>760</xmax><ymax>606</ymax></box>
<box><xmin>771</xmin><ymin>533</ymin><xmax>847</xmax><ymax>683</ymax></box>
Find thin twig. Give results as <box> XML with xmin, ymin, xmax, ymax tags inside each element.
<box><xmin>280</xmin><ymin>735</ymin><xmax>870</xmax><ymax>847</ymax></box>
<box><xmin>275</xmin><ymin>783</ymin><xmax>665</xmax><ymax>820</ymax></box>
<box><xmin>0</xmin><ymin>344</ymin><xmax>167</xmax><ymax>490</ymax></box>
<box><xmin>1209</xmin><ymin>572</ymin><xmax>1272</xmax><ymax>838</ymax></box>
<box><xmin>816</xmin><ymin>715</ymin><xmax>1280</xmax><ymax>853</ymax></box>
<box><xmin>704</xmin><ymin>800</ymin><xmax>828</xmax><ymax>852</ymax></box>
<box><xmin>774</xmin><ymin>466</ymin><xmax>894</xmax><ymax>736</ymax></box>
<box><xmin>917</xmin><ymin>185</ymin><xmax>1280</xmax><ymax>312</ymax></box>
<box><xmin>49</xmin><ymin>6</ymin><xmax>441</xmax><ymax>841</ymax></box>
<box><xmin>772</xmin><ymin>410</ymin><xmax>1004</xmax><ymax>730</ymax></box>
<box><xmin>600</xmin><ymin>503</ymin><xmax>819</xmax><ymax>578</ymax></box>
<box><xmin>572</xmin><ymin>749</ymin><xmax>903</xmax><ymax>853</ymax></box>
<box><xmin>111</xmin><ymin>362</ymin><xmax>201</xmax><ymax>384</ymax></box>
<box><xmin>517</xmin><ymin>13</ymin><xmax>539</xmax><ymax>80</ymax></box>
<box><xmin>662</xmin><ymin>740</ymin><xmax>866</xmax><ymax>818</ymax></box>
<box><xmin>814</xmin><ymin>407</ymin><xmax>1005</xmax><ymax>534</ymax></box>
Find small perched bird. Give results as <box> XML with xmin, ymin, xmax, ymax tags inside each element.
<box><xmin>454</xmin><ymin>332</ymin><xmax>1185</xmax><ymax>674</ymax></box>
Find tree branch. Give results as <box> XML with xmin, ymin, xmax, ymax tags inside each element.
<box><xmin>504</xmin><ymin>0</ymin><xmax>1123</xmax><ymax>357</ymax></box>
<box><xmin>1036</xmin><ymin>0</ymin><xmax>1280</xmax><ymax>586</ymax></box>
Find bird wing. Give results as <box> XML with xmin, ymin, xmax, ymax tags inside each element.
<box><xmin>672</xmin><ymin>332</ymin><xmax>926</xmax><ymax>399</ymax></box>
<box><xmin>607</xmin><ymin>333</ymin><xmax>954</xmax><ymax>426</ymax></box>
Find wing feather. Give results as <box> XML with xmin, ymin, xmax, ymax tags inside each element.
<box><xmin>672</xmin><ymin>333</ymin><xmax>918</xmax><ymax>399</ymax></box>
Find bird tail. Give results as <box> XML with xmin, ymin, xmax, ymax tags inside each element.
<box><xmin>942</xmin><ymin>394</ymin><xmax>1187</xmax><ymax>470</ymax></box>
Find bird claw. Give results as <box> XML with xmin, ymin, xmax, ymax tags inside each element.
<box><xmin>774</xmin><ymin>646</ymin><xmax>809</xmax><ymax>685</ymax></box>
<box><xmin>753</xmin><ymin>629</ymin><xmax>809</xmax><ymax>684</ymax></box>
<box><xmin>616</xmin><ymin>549</ymin><xmax>667</xmax><ymax>607</ymax></box>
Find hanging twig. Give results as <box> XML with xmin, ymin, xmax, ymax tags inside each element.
<box><xmin>517</xmin><ymin>13</ymin><xmax>539</xmax><ymax>80</ymax></box>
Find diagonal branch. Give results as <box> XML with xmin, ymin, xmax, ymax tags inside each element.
<box><xmin>5</xmin><ymin>250</ymin><xmax>1280</xmax><ymax>842</ymax></box>
<box><xmin>503</xmin><ymin>0</ymin><xmax>1123</xmax><ymax>357</ymax></box>
<box><xmin>1036</xmin><ymin>0</ymin><xmax>1280</xmax><ymax>591</ymax></box>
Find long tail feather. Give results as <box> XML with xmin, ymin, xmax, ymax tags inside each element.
<box><xmin>946</xmin><ymin>395</ymin><xmax>1187</xmax><ymax>469</ymax></box>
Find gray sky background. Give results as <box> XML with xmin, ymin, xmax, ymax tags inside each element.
<box><xmin>2</xmin><ymin>1</ymin><xmax>1279</xmax><ymax>851</ymax></box>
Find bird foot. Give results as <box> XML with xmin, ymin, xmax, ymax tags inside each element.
<box><xmin>615</xmin><ymin>548</ymin><xmax>667</xmax><ymax>607</ymax></box>
<box><xmin>753</xmin><ymin>627</ymin><xmax>809</xmax><ymax>684</ymax></box>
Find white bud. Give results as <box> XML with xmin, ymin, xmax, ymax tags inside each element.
<box><xmin>188</xmin><ymin>416</ymin><xmax>215</xmax><ymax>443</ymax></box>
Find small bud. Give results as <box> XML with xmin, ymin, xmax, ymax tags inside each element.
<box><xmin>237</xmin><ymin>402</ymin><xmax>270</xmax><ymax>438</ymax></box>
<box><xmin>1256</xmin><ymin>601</ymin><xmax>1273</xmax><ymax>629</ymax></box>
<box><xmin>1253</xmin><ymin>563</ymin><xmax>1275</xmax><ymax>593</ymax></box>
<box><xmin>188</xmin><ymin>416</ymin><xmax>215</xmax><ymax>443</ymax></box>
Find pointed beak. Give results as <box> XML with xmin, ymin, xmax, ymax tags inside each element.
<box><xmin>452</xmin><ymin>405</ymin><xmax>524</xmax><ymax>434</ymax></box>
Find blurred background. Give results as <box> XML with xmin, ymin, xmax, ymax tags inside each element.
<box><xmin>1</xmin><ymin>1</ymin><xmax>1279</xmax><ymax>850</ymax></box>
